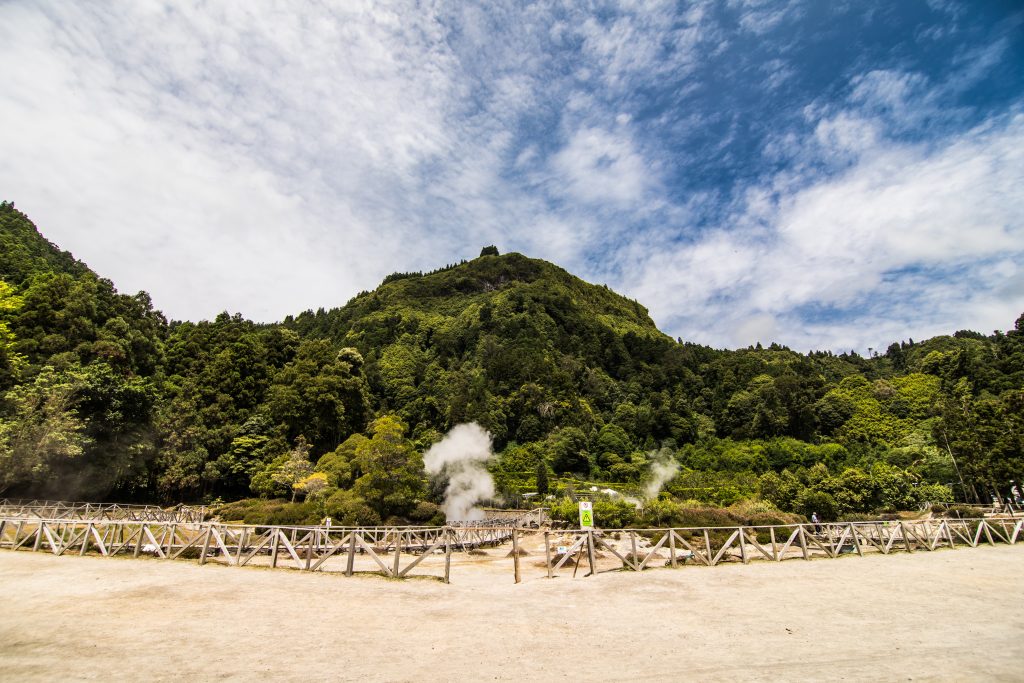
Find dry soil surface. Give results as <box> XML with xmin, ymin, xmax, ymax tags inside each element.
<box><xmin>2</xmin><ymin>543</ymin><xmax>1023</xmax><ymax>682</ymax></box>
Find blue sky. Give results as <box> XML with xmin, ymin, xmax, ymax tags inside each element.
<box><xmin>0</xmin><ymin>1</ymin><xmax>1021</xmax><ymax>352</ymax></box>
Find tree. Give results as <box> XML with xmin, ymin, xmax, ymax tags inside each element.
<box><xmin>536</xmin><ymin>459</ymin><xmax>549</xmax><ymax>496</ymax></box>
<box><xmin>546</xmin><ymin>426</ymin><xmax>590</xmax><ymax>474</ymax></box>
<box><xmin>315</xmin><ymin>432</ymin><xmax>367</xmax><ymax>488</ymax></box>
<box><xmin>0</xmin><ymin>280</ymin><xmax>26</xmax><ymax>390</ymax></box>
<box><xmin>353</xmin><ymin>415</ymin><xmax>424</xmax><ymax>520</ymax></box>
<box><xmin>272</xmin><ymin>436</ymin><xmax>314</xmax><ymax>502</ymax></box>
<box><xmin>266</xmin><ymin>341</ymin><xmax>370</xmax><ymax>452</ymax></box>
<box><xmin>294</xmin><ymin>472</ymin><xmax>329</xmax><ymax>501</ymax></box>
<box><xmin>479</xmin><ymin>245</ymin><xmax>499</xmax><ymax>257</ymax></box>
<box><xmin>0</xmin><ymin>366</ymin><xmax>90</xmax><ymax>494</ymax></box>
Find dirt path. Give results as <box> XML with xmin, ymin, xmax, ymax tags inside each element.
<box><xmin>2</xmin><ymin>544</ymin><xmax>1023</xmax><ymax>681</ymax></box>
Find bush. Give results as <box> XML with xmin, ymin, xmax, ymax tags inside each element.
<box><xmin>408</xmin><ymin>501</ymin><xmax>445</xmax><ymax>525</ymax></box>
<box><xmin>323</xmin><ymin>489</ymin><xmax>381</xmax><ymax>526</ymax></box>
<box><xmin>937</xmin><ymin>504</ymin><xmax>980</xmax><ymax>520</ymax></box>
<box><xmin>794</xmin><ymin>489</ymin><xmax>840</xmax><ymax>521</ymax></box>
<box><xmin>212</xmin><ymin>498</ymin><xmax>320</xmax><ymax>525</ymax></box>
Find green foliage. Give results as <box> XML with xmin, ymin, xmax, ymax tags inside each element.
<box><xmin>0</xmin><ymin>365</ymin><xmax>90</xmax><ymax>493</ymax></box>
<box><xmin>0</xmin><ymin>203</ymin><xmax>1020</xmax><ymax>513</ymax></box>
<box><xmin>352</xmin><ymin>415</ymin><xmax>424</xmax><ymax>520</ymax></box>
<box><xmin>322</xmin><ymin>488</ymin><xmax>381</xmax><ymax>526</ymax></box>
<box><xmin>214</xmin><ymin>498</ymin><xmax>320</xmax><ymax>525</ymax></box>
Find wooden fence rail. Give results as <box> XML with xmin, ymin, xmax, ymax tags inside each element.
<box><xmin>540</xmin><ymin>518</ymin><xmax>1024</xmax><ymax>578</ymax></box>
<box><xmin>0</xmin><ymin>518</ymin><xmax>522</xmax><ymax>582</ymax></box>
<box><xmin>1</xmin><ymin>516</ymin><xmax>1020</xmax><ymax>583</ymax></box>
<box><xmin>0</xmin><ymin>499</ymin><xmax>204</xmax><ymax>523</ymax></box>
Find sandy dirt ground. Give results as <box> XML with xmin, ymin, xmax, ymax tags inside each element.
<box><xmin>1</xmin><ymin>542</ymin><xmax>1023</xmax><ymax>682</ymax></box>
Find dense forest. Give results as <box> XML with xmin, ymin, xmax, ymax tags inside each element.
<box><xmin>1</xmin><ymin>201</ymin><xmax>1022</xmax><ymax>525</ymax></box>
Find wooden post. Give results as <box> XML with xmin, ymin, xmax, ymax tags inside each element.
<box><xmin>899</xmin><ymin>522</ymin><xmax>913</xmax><ymax>553</ymax></box>
<box><xmin>849</xmin><ymin>523</ymin><xmax>863</xmax><ymax>557</ymax></box>
<box><xmin>770</xmin><ymin>527</ymin><xmax>779</xmax><ymax>561</ymax></box>
<box><xmin>235</xmin><ymin>528</ymin><xmax>248</xmax><ymax>566</ymax></box>
<box><xmin>587</xmin><ymin>531</ymin><xmax>597</xmax><ymax>576</ymax></box>
<box><xmin>271</xmin><ymin>529</ymin><xmax>280</xmax><ymax>568</ymax></box>
<box><xmin>33</xmin><ymin>523</ymin><xmax>45</xmax><ymax>552</ymax></box>
<box><xmin>669</xmin><ymin>530</ymin><xmax>677</xmax><ymax>568</ymax></box>
<box><xmin>79</xmin><ymin>523</ymin><xmax>91</xmax><ymax>556</ymax></box>
<box><xmin>306</xmin><ymin>530</ymin><xmax>316</xmax><ymax>571</ymax></box>
<box><xmin>738</xmin><ymin>526</ymin><xmax>748</xmax><ymax>564</ymax></box>
<box><xmin>703</xmin><ymin>529</ymin><xmax>713</xmax><ymax>566</ymax></box>
<box><xmin>345</xmin><ymin>531</ymin><xmax>357</xmax><ymax>576</ymax></box>
<box><xmin>629</xmin><ymin>531</ymin><xmax>637</xmax><ymax>571</ymax></box>
<box><xmin>392</xmin><ymin>531</ymin><xmax>403</xmax><ymax>577</ymax></box>
<box><xmin>512</xmin><ymin>528</ymin><xmax>521</xmax><ymax>584</ymax></box>
<box><xmin>199</xmin><ymin>527</ymin><xmax>212</xmax><ymax>565</ymax></box>
<box><xmin>444</xmin><ymin>528</ymin><xmax>452</xmax><ymax>584</ymax></box>
<box><xmin>798</xmin><ymin>526</ymin><xmax>809</xmax><ymax>560</ymax></box>
<box><xmin>544</xmin><ymin>531</ymin><xmax>553</xmax><ymax>579</ymax></box>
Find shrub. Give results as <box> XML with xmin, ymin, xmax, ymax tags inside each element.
<box><xmin>794</xmin><ymin>489</ymin><xmax>840</xmax><ymax>521</ymax></box>
<box><xmin>323</xmin><ymin>489</ymin><xmax>381</xmax><ymax>526</ymax></box>
<box><xmin>938</xmin><ymin>504</ymin><xmax>980</xmax><ymax>520</ymax></box>
<box><xmin>211</xmin><ymin>498</ymin><xmax>320</xmax><ymax>525</ymax></box>
<box><xmin>409</xmin><ymin>501</ymin><xmax>445</xmax><ymax>525</ymax></box>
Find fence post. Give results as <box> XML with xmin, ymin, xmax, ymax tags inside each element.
<box><xmin>544</xmin><ymin>531</ymin><xmax>553</xmax><ymax>579</ymax></box>
<box><xmin>669</xmin><ymin>530</ymin><xmax>677</xmax><ymax>568</ymax></box>
<box><xmin>587</xmin><ymin>531</ymin><xmax>597</xmax><ymax>576</ymax></box>
<box><xmin>79</xmin><ymin>523</ymin><xmax>91</xmax><ymax>556</ymax></box>
<box><xmin>899</xmin><ymin>522</ymin><xmax>913</xmax><ymax>553</ymax></box>
<box><xmin>270</xmin><ymin>529</ymin><xmax>280</xmax><ymax>568</ymax></box>
<box><xmin>345</xmin><ymin>531</ymin><xmax>357</xmax><ymax>576</ymax></box>
<box><xmin>199</xmin><ymin>526</ymin><xmax>212</xmax><ymax>565</ymax></box>
<box><xmin>33</xmin><ymin>522</ymin><xmax>44</xmax><ymax>552</ymax></box>
<box><xmin>512</xmin><ymin>528</ymin><xmax>521</xmax><ymax>584</ymax></box>
<box><xmin>392</xmin><ymin>531</ymin><xmax>402</xmax><ymax>577</ymax></box>
<box><xmin>444</xmin><ymin>527</ymin><xmax>452</xmax><ymax>584</ymax></box>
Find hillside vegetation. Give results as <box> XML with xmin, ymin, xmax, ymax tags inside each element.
<box><xmin>1</xmin><ymin>201</ymin><xmax>1022</xmax><ymax>525</ymax></box>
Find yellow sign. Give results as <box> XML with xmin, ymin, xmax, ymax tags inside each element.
<box><xmin>579</xmin><ymin>501</ymin><xmax>594</xmax><ymax>528</ymax></box>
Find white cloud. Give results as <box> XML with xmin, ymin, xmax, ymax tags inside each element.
<box><xmin>0</xmin><ymin>1</ymin><xmax>1019</xmax><ymax>355</ymax></box>
<box><xmin>550</xmin><ymin>127</ymin><xmax>654</xmax><ymax>206</ymax></box>
<box><xmin>621</xmin><ymin>111</ymin><xmax>1024</xmax><ymax>351</ymax></box>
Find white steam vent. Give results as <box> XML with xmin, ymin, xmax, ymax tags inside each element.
<box><xmin>642</xmin><ymin>448</ymin><xmax>680</xmax><ymax>500</ymax></box>
<box><xmin>424</xmin><ymin>423</ymin><xmax>496</xmax><ymax>522</ymax></box>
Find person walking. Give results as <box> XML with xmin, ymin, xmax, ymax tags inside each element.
<box><xmin>811</xmin><ymin>512</ymin><xmax>822</xmax><ymax>534</ymax></box>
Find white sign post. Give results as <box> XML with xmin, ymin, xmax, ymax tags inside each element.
<box><xmin>579</xmin><ymin>501</ymin><xmax>594</xmax><ymax>529</ymax></box>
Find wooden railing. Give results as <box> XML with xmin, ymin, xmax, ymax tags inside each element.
<box><xmin>0</xmin><ymin>499</ymin><xmax>204</xmax><ymax>523</ymax></box>
<box><xmin>539</xmin><ymin>518</ymin><xmax>1024</xmax><ymax>578</ymax></box>
<box><xmin>1</xmin><ymin>516</ymin><xmax>1020</xmax><ymax>583</ymax></box>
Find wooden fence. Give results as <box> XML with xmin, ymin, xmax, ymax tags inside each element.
<box><xmin>0</xmin><ymin>517</ymin><xmax>519</xmax><ymax>582</ymax></box>
<box><xmin>0</xmin><ymin>499</ymin><xmax>204</xmax><ymax>523</ymax></box>
<box><xmin>540</xmin><ymin>518</ymin><xmax>1024</xmax><ymax>578</ymax></box>
<box><xmin>1</xmin><ymin>516</ymin><xmax>1020</xmax><ymax>583</ymax></box>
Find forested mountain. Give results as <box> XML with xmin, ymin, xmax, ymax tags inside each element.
<box><xmin>1</xmin><ymin>201</ymin><xmax>1022</xmax><ymax>524</ymax></box>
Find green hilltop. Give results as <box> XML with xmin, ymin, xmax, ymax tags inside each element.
<box><xmin>1</xmin><ymin>200</ymin><xmax>1022</xmax><ymax>527</ymax></box>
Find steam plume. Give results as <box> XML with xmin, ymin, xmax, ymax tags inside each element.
<box><xmin>424</xmin><ymin>423</ymin><xmax>496</xmax><ymax>522</ymax></box>
<box><xmin>642</xmin><ymin>448</ymin><xmax>680</xmax><ymax>500</ymax></box>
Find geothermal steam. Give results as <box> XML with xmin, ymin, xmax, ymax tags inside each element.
<box><xmin>424</xmin><ymin>423</ymin><xmax>496</xmax><ymax>522</ymax></box>
<box><xmin>642</xmin><ymin>448</ymin><xmax>680</xmax><ymax>500</ymax></box>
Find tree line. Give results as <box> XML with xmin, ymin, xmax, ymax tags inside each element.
<box><xmin>1</xmin><ymin>202</ymin><xmax>1022</xmax><ymax>524</ymax></box>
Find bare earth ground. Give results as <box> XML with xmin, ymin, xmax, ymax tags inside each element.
<box><xmin>1</xmin><ymin>542</ymin><xmax>1023</xmax><ymax>682</ymax></box>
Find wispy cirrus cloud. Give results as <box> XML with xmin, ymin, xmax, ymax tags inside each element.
<box><xmin>0</xmin><ymin>1</ymin><xmax>1020</xmax><ymax>351</ymax></box>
